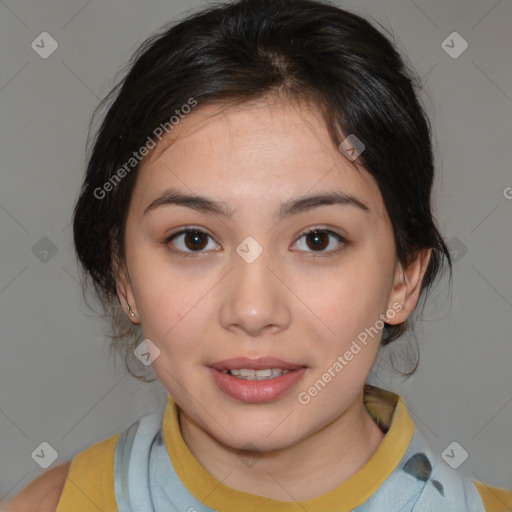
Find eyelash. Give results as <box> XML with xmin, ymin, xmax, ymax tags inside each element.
<box><xmin>164</xmin><ymin>225</ymin><xmax>348</xmax><ymax>258</ymax></box>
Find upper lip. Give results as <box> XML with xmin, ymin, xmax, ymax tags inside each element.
<box><xmin>209</xmin><ymin>357</ymin><xmax>306</xmax><ymax>371</ymax></box>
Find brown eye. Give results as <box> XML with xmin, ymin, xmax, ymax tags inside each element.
<box><xmin>293</xmin><ymin>228</ymin><xmax>347</xmax><ymax>256</ymax></box>
<box><xmin>167</xmin><ymin>229</ymin><xmax>219</xmax><ymax>254</ymax></box>
<box><xmin>305</xmin><ymin>230</ymin><xmax>329</xmax><ymax>251</ymax></box>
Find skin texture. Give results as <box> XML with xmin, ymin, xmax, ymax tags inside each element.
<box><xmin>116</xmin><ymin>95</ymin><xmax>431</xmax><ymax>501</ymax></box>
<box><xmin>2</xmin><ymin>461</ymin><xmax>71</xmax><ymax>511</ymax></box>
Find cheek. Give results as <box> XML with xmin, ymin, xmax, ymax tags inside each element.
<box><xmin>297</xmin><ymin>256</ymin><xmax>393</xmax><ymax>374</ymax></box>
<box><xmin>139</xmin><ymin>282</ymin><xmax>206</xmax><ymax>351</ymax></box>
<box><xmin>126</xmin><ymin>245</ymin><xmax>198</xmax><ymax>346</ymax></box>
<box><xmin>307</xmin><ymin>257</ymin><xmax>391</xmax><ymax>333</ymax></box>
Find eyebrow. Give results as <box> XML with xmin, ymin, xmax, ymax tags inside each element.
<box><xmin>143</xmin><ymin>188</ymin><xmax>370</xmax><ymax>221</ymax></box>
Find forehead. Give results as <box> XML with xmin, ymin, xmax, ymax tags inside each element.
<box><xmin>132</xmin><ymin>98</ymin><xmax>388</xmax><ymax>221</ymax></box>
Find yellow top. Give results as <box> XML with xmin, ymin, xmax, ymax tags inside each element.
<box><xmin>55</xmin><ymin>385</ymin><xmax>512</xmax><ymax>511</ymax></box>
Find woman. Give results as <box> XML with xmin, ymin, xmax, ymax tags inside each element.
<box><xmin>4</xmin><ymin>0</ymin><xmax>511</xmax><ymax>510</ymax></box>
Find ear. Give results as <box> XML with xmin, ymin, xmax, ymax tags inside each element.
<box><xmin>386</xmin><ymin>248</ymin><xmax>432</xmax><ymax>324</ymax></box>
<box><xmin>113</xmin><ymin>257</ymin><xmax>140</xmax><ymax>325</ymax></box>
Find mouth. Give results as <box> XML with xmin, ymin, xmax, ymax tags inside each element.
<box><xmin>217</xmin><ymin>368</ymin><xmax>295</xmax><ymax>380</ymax></box>
<box><xmin>209</xmin><ymin>356</ymin><xmax>306</xmax><ymax>375</ymax></box>
<box><xmin>208</xmin><ymin>357</ymin><xmax>308</xmax><ymax>403</ymax></box>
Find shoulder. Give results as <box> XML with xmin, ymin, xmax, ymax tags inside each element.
<box><xmin>55</xmin><ymin>433</ymin><xmax>122</xmax><ymax>511</ymax></box>
<box><xmin>1</xmin><ymin>461</ymin><xmax>71</xmax><ymax>512</ymax></box>
<box><xmin>2</xmin><ymin>432</ymin><xmax>122</xmax><ymax>512</ymax></box>
<box><xmin>473</xmin><ymin>480</ymin><xmax>512</xmax><ymax>512</ymax></box>
<box><xmin>391</xmin><ymin>424</ymin><xmax>507</xmax><ymax>510</ymax></box>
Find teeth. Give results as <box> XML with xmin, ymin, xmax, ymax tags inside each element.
<box><xmin>223</xmin><ymin>368</ymin><xmax>292</xmax><ymax>380</ymax></box>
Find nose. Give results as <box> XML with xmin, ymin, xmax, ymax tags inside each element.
<box><xmin>219</xmin><ymin>248</ymin><xmax>291</xmax><ymax>337</ymax></box>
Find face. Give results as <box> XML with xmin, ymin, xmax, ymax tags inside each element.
<box><xmin>116</xmin><ymin>96</ymin><xmax>426</xmax><ymax>452</ymax></box>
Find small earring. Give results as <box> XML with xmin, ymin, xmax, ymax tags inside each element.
<box><xmin>127</xmin><ymin>304</ymin><xmax>136</xmax><ymax>318</ymax></box>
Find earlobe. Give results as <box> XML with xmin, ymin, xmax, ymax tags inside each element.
<box><xmin>386</xmin><ymin>248</ymin><xmax>432</xmax><ymax>325</ymax></box>
<box><xmin>113</xmin><ymin>260</ymin><xmax>140</xmax><ymax>324</ymax></box>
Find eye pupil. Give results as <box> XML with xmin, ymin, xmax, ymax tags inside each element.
<box><xmin>185</xmin><ymin>231</ymin><xmax>208</xmax><ymax>250</ymax></box>
<box><xmin>307</xmin><ymin>230</ymin><xmax>328</xmax><ymax>251</ymax></box>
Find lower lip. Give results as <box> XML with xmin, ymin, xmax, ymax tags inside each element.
<box><xmin>208</xmin><ymin>367</ymin><xmax>307</xmax><ymax>403</ymax></box>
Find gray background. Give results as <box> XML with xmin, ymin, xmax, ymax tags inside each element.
<box><xmin>1</xmin><ymin>0</ymin><xmax>511</xmax><ymax>503</ymax></box>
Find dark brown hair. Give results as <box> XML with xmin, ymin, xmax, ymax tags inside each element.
<box><xmin>73</xmin><ymin>0</ymin><xmax>452</xmax><ymax>381</ymax></box>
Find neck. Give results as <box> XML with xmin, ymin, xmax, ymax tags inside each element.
<box><xmin>179</xmin><ymin>390</ymin><xmax>385</xmax><ymax>502</ymax></box>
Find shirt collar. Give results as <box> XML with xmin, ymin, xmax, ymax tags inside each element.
<box><xmin>162</xmin><ymin>383</ymin><xmax>414</xmax><ymax>511</ymax></box>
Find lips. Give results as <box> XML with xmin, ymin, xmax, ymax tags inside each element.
<box><xmin>208</xmin><ymin>364</ymin><xmax>308</xmax><ymax>403</ymax></box>
<box><xmin>209</xmin><ymin>356</ymin><xmax>306</xmax><ymax>371</ymax></box>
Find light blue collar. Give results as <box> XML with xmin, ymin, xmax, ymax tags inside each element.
<box><xmin>114</xmin><ymin>408</ymin><xmax>485</xmax><ymax>511</ymax></box>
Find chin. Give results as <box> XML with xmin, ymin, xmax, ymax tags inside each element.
<box><xmin>212</xmin><ymin>420</ymin><xmax>303</xmax><ymax>453</ymax></box>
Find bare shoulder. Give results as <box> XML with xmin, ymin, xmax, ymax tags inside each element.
<box><xmin>2</xmin><ymin>461</ymin><xmax>71</xmax><ymax>512</ymax></box>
